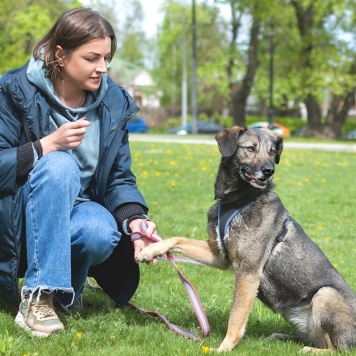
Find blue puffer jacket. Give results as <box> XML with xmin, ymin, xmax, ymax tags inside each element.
<box><xmin>0</xmin><ymin>62</ymin><xmax>147</xmax><ymax>307</ymax></box>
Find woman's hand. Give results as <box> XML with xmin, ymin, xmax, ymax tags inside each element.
<box><xmin>129</xmin><ymin>219</ymin><xmax>158</xmax><ymax>265</ymax></box>
<box><xmin>40</xmin><ymin>118</ymin><xmax>91</xmax><ymax>154</ymax></box>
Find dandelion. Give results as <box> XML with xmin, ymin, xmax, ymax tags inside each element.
<box><xmin>297</xmin><ymin>182</ymin><xmax>303</xmax><ymax>187</ymax></box>
<box><xmin>171</xmin><ymin>180</ymin><xmax>176</xmax><ymax>187</ymax></box>
<box><xmin>76</xmin><ymin>331</ymin><xmax>83</xmax><ymax>340</ymax></box>
<box><xmin>155</xmin><ymin>171</ymin><xmax>161</xmax><ymax>176</ymax></box>
<box><xmin>202</xmin><ymin>346</ymin><xmax>209</xmax><ymax>353</ymax></box>
<box><xmin>321</xmin><ymin>178</ymin><xmax>327</xmax><ymax>183</ymax></box>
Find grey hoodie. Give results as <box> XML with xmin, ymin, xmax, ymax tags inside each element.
<box><xmin>26</xmin><ymin>56</ymin><xmax>109</xmax><ymax>202</ymax></box>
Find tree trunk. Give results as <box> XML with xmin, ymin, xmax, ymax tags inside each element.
<box><xmin>291</xmin><ymin>1</ymin><xmax>324</xmax><ymax>131</ymax></box>
<box><xmin>304</xmin><ymin>93</ymin><xmax>322</xmax><ymax>131</ymax></box>
<box><xmin>229</xmin><ymin>16</ymin><xmax>260</xmax><ymax>127</ymax></box>
<box><xmin>323</xmin><ymin>91</ymin><xmax>355</xmax><ymax>138</ymax></box>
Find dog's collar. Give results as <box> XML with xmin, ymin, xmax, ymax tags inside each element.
<box><xmin>217</xmin><ymin>201</ymin><xmax>254</xmax><ymax>257</ymax></box>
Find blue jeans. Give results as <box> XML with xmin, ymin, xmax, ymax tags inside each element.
<box><xmin>22</xmin><ymin>151</ymin><xmax>121</xmax><ymax>306</ymax></box>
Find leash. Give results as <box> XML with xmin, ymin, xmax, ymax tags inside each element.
<box><xmin>129</xmin><ymin>220</ymin><xmax>210</xmax><ymax>340</ymax></box>
<box><xmin>88</xmin><ymin>220</ymin><xmax>210</xmax><ymax>341</ymax></box>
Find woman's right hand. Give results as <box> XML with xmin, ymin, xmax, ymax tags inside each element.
<box><xmin>40</xmin><ymin>118</ymin><xmax>91</xmax><ymax>155</ymax></box>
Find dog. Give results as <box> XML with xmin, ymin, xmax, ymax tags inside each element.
<box><xmin>136</xmin><ymin>126</ymin><xmax>356</xmax><ymax>353</ymax></box>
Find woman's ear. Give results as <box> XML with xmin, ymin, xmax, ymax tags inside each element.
<box><xmin>55</xmin><ymin>46</ymin><xmax>65</xmax><ymax>65</ymax></box>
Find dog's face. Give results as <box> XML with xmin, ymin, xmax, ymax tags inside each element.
<box><xmin>215</xmin><ymin>126</ymin><xmax>283</xmax><ymax>189</ymax></box>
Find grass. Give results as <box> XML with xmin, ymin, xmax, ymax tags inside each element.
<box><xmin>0</xmin><ymin>140</ymin><xmax>355</xmax><ymax>355</ymax></box>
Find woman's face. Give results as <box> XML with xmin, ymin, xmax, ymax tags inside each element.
<box><xmin>56</xmin><ymin>36</ymin><xmax>112</xmax><ymax>92</ymax></box>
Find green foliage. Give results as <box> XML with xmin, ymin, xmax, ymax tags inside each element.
<box><xmin>115</xmin><ymin>0</ymin><xmax>147</xmax><ymax>67</ymax></box>
<box><xmin>0</xmin><ymin>0</ymin><xmax>74</xmax><ymax>74</ymax></box>
<box><xmin>152</xmin><ymin>0</ymin><xmax>229</xmax><ymax>109</ymax></box>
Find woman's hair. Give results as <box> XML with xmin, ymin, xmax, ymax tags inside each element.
<box><xmin>33</xmin><ymin>7</ymin><xmax>117</xmax><ymax>80</ymax></box>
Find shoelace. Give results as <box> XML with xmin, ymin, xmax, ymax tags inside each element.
<box><xmin>32</xmin><ymin>300</ymin><xmax>56</xmax><ymax>319</ymax></box>
<box><xmin>24</xmin><ymin>297</ymin><xmax>55</xmax><ymax>321</ymax></box>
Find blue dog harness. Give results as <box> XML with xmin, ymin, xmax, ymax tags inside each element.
<box><xmin>217</xmin><ymin>201</ymin><xmax>289</xmax><ymax>257</ymax></box>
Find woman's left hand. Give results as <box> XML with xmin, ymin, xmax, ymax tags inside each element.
<box><xmin>129</xmin><ymin>219</ymin><xmax>158</xmax><ymax>265</ymax></box>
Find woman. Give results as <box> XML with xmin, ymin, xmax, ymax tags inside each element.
<box><xmin>0</xmin><ymin>7</ymin><xmax>158</xmax><ymax>337</ymax></box>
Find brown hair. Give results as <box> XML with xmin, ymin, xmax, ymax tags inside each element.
<box><xmin>33</xmin><ymin>7</ymin><xmax>117</xmax><ymax>80</ymax></box>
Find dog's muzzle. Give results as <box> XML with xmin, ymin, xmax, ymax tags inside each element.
<box><xmin>241</xmin><ymin>168</ymin><xmax>274</xmax><ymax>188</ymax></box>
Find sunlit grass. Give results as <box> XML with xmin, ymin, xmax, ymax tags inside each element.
<box><xmin>0</xmin><ymin>141</ymin><xmax>355</xmax><ymax>355</ymax></box>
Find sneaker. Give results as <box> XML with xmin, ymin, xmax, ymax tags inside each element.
<box><xmin>15</xmin><ymin>291</ymin><xmax>64</xmax><ymax>337</ymax></box>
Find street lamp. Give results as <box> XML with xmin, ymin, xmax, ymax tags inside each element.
<box><xmin>191</xmin><ymin>0</ymin><xmax>198</xmax><ymax>133</ymax></box>
<box><xmin>268</xmin><ymin>21</ymin><xmax>274</xmax><ymax>130</ymax></box>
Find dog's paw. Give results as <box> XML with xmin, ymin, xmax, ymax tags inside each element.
<box><xmin>135</xmin><ymin>244</ymin><xmax>165</xmax><ymax>263</ymax></box>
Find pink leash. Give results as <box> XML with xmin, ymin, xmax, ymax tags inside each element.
<box><xmin>88</xmin><ymin>220</ymin><xmax>210</xmax><ymax>341</ymax></box>
<box><xmin>129</xmin><ymin>220</ymin><xmax>210</xmax><ymax>340</ymax></box>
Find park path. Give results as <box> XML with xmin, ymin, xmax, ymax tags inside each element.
<box><xmin>129</xmin><ymin>134</ymin><xmax>356</xmax><ymax>152</ymax></box>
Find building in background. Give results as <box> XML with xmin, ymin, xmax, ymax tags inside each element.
<box><xmin>108</xmin><ymin>58</ymin><xmax>161</xmax><ymax>108</ymax></box>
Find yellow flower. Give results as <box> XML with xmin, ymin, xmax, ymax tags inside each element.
<box><xmin>171</xmin><ymin>180</ymin><xmax>176</xmax><ymax>187</ymax></box>
<box><xmin>76</xmin><ymin>331</ymin><xmax>83</xmax><ymax>339</ymax></box>
<box><xmin>202</xmin><ymin>346</ymin><xmax>209</xmax><ymax>353</ymax></box>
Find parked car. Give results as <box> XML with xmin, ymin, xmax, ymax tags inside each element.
<box><xmin>343</xmin><ymin>129</ymin><xmax>356</xmax><ymax>140</ymax></box>
<box><xmin>126</xmin><ymin>116</ymin><xmax>149</xmax><ymax>133</ymax></box>
<box><xmin>247</xmin><ymin>121</ymin><xmax>290</xmax><ymax>137</ymax></box>
<box><xmin>292</xmin><ymin>126</ymin><xmax>308</xmax><ymax>137</ymax></box>
<box><xmin>168</xmin><ymin>121</ymin><xmax>224</xmax><ymax>135</ymax></box>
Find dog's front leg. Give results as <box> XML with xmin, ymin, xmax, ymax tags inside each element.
<box><xmin>137</xmin><ymin>237</ymin><xmax>227</xmax><ymax>269</ymax></box>
<box><xmin>215</xmin><ymin>271</ymin><xmax>261</xmax><ymax>352</ymax></box>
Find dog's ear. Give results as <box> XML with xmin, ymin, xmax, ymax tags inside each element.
<box><xmin>274</xmin><ymin>135</ymin><xmax>284</xmax><ymax>164</ymax></box>
<box><xmin>215</xmin><ymin>126</ymin><xmax>246</xmax><ymax>157</ymax></box>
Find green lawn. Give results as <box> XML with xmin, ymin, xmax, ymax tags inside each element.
<box><xmin>0</xmin><ymin>141</ymin><xmax>355</xmax><ymax>355</ymax></box>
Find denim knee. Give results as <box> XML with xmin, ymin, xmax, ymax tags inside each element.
<box><xmin>36</xmin><ymin>152</ymin><xmax>81</xmax><ymax>188</ymax></box>
<box><xmin>72</xmin><ymin>216</ymin><xmax>120</xmax><ymax>266</ymax></box>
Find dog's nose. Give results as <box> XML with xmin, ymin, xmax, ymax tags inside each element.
<box><xmin>262</xmin><ymin>166</ymin><xmax>275</xmax><ymax>177</ymax></box>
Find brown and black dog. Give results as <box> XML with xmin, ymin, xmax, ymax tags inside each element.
<box><xmin>137</xmin><ymin>126</ymin><xmax>356</xmax><ymax>353</ymax></box>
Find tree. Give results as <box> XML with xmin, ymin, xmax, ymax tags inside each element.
<box><xmin>224</xmin><ymin>0</ymin><xmax>261</xmax><ymax>126</ymax></box>
<box><xmin>152</xmin><ymin>0</ymin><xmax>229</xmax><ymax>113</ymax></box>
<box><xmin>216</xmin><ymin>0</ymin><xmax>279</xmax><ymax>127</ymax></box>
<box><xmin>290</xmin><ymin>0</ymin><xmax>356</xmax><ymax>138</ymax></box>
<box><xmin>0</xmin><ymin>0</ymin><xmax>73</xmax><ymax>74</ymax></box>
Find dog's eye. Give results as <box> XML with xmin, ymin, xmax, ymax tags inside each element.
<box><xmin>246</xmin><ymin>146</ymin><xmax>255</xmax><ymax>152</ymax></box>
<box><xmin>270</xmin><ymin>149</ymin><xmax>276</xmax><ymax>156</ymax></box>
